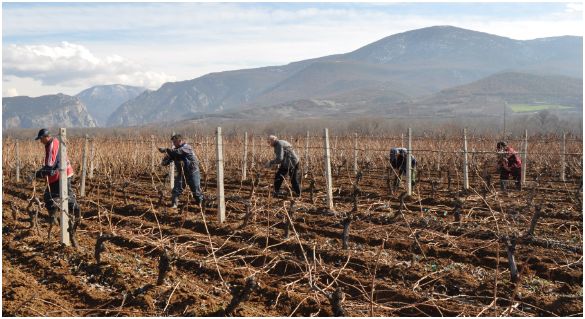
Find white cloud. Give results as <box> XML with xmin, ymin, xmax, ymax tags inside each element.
<box><xmin>565</xmin><ymin>2</ymin><xmax>583</xmax><ymax>13</ymax></box>
<box><xmin>2</xmin><ymin>3</ymin><xmax>582</xmax><ymax>97</ymax></box>
<box><xmin>3</xmin><ymin>87</ymin><xmax>19</xmax><ymax>97</ymax></box>
<box><xmin>2</xmin><ymin>42</ymin><xmax>175</xmax><ymax>91</ymax></box>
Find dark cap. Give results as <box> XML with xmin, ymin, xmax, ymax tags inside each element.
<box><xmin>171</xmin><ymin>133</ymin><xmax>182</xmax><ymax>141</ymax></box>
<box><xmin>496</xmin><ymin>141</ymin><xmax>507</xmax><ymax>149</ymax></box>
<box><xmin>35</xmin><ymin>128</ymin><xmax>50</xmax><ymax>140</ymax></box>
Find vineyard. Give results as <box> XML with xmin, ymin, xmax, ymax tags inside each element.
<box><xmin>2</xmin><ymin>131</ymin><xmax>583</xmax><ymax>316</ymax></box>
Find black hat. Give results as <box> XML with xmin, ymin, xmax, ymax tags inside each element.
<box><xmin>171</xmin><ymin>133</ymin><xmax>182</xmax><ymax>141</ymax></box>
<box><xmin>497</xmin><ymin>141</ymin><xmax>507</xmax><ymax>149</ymax></box>
<box><xmin>35</xmin><ymin>128</ymin><xmax>50</xmax><ymax>140</ymax></box>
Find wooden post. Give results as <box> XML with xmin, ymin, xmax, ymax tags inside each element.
<box><xmin>151</xmin><ymin>135</ymin><xmax>155</xmax><ymax>172</ymax></box>
<box><xmin>58</xmin><ymin>128</ymin><xmax>71</xmax><ymax>246</ymax></box>
<box><xmin>89</xmin><ymin>138</ymin><xmax>95</xmax><ymax>179</ymax></box>
<box><xmin>79</xmin><ymin>134</ymin><xmax>89</xmax><ymax>197</ymax></box>
<box><xmin>324</xmin><ymin>129</ymin><xmax>334</xmax><ymax>210</ymax></box>
<box><xmin>170</xmin><ymin>133</ymin><xmax>175</xmax><ymax>189</ymax></box>
<box><xmin>401</xmin><ymin>133</ymin><xmax>404</xmax><ymax>148</ymax></box>
<box><xmin>521</xmin><ymin>130</ymin><xmax>527</xmax><ymax>186</ymax></box>
<box><xmin>406</xmin><ymin>128</ymin><xmax>412</xmax><ymax>196</ymax></box>
<box><xmin>561</xmin><ymin>132</ymin><xmax>566</xmax><ymax>182</ymax></box>
<box><xmin>463</xmin><ymin>128</ymin><xmax>469</xmax><ymax>190</ymax></box>
<box><xmin>216</xmin><ymin>127</ymin><xmax>226</xmax><ymax>223</ymax></box>
<box><xmin>305</xmin><ymin>131</ymin><xmax>310</xmax><ymax>174</ymax></box>
<box><xmin>15</xmin><ymin>140</ymin><xmax>20</xmax><ymax>183</ymax></box>
<box><xmin>353</xmin><ymin>133</ymin><xmax>358</xmax><ymax>176</ymax></box>
<box><xmin>242</xmin><ymin>132</ymin><xmax>248</xmax><ymax>181</ymax></box>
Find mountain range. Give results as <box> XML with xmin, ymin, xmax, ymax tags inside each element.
<box><xmin>2</xmin><ymin>26</ymin><xmax>582</xmax><ymax>129</ymax></box>
<box><xmin>76</xmin><ymin>84</ymin><xmax>146</xmax><ymax>126</ymax></box>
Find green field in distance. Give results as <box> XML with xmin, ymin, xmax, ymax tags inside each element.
<box><xmin>510</xmin><ymin>104</ymin><xmax>573</xmax><ymax>113</ymax></box>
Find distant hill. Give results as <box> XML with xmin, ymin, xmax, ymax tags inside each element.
<box><xmin>402</xmin><ymin>72</ymin><xmax>583</xmax><ymax>117</ymax></box>
<box><xmin>2</xmin><ymin>94</ymin><xmax>97</xmax><ymax>129</ymax></box>
<box><xmin>108</xmin><ymin>25</ymin><xmax>582</xmax><ymax>126</ymax></box>
<box><xmin>76</xmin><ymin>84</ymin><xmax>146</xmax><ymax>126</ymax></box>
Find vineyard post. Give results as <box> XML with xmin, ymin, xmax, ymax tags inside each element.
<box><xmin>521</xmin><ymin>129</ymin><xmax>527</xmax><ymax>186</ymax></box>
<box><xmin>401</xmin><ymin>133</ymin><xmax>404</xmax><ymax>148</ymax></box>
<box><xmin>216</xmin><ymin>127</ymin><xmax>226</xmax><ymax>223</ymax></box>
<box><xmin>463</xmin><ymin>128</ymin><xmax>469</xmax><ymax>190</ymax></box>
<box><xmin>251</xmin><ymin>135</ymin><xmax>255</xmax><ymax>170</ymax></box>
<box><xmin>561</xmin><ymin>132</ymin><xmax>566</xmax><ymax>182</ymax></box>
<box><xmin>89</xmin><ymin>138</ymin><xmax>95</xmax><ymax>179</ymax></box>
<box><xmin>205</xmin><ymin>136</ymin><xmax>210</xmax><ymax>171</ymax></box>
<box><xmin>353</xmin><ymin>133</ymin><xmax>358</xmax><ymax>176</ymax></box>
<box><xmin>151</xmin><ymin>135</ymin><xmax>155</xmax><ymax>172</ymax></box>
<box><xmin>15</xmin><ymin>140</ymin><xmax>20</xmax><ymax>183</ymax></box>
<box><xmin>170</xmin><ymin>132</ymin><xmax>175</xmax><ymax>189</ymax></box>
<box><xmin>406</xmin><ymin>128</ymin><xmax>412</xmax><ymax>196</ymax></box>
<box><xmin>305</xmin><ymin>131</ymin><xmax>310</xmax><ymax>174</ymax></box>
<box><xmin>58</xmin><ymin>128</ymin><xmax>71</xmax><ymax>246</ymax></box>
<box><xmin>80</xmin><ymin>134</ymin><xmax>89</xmax><ymax>197</ymax></box>
<box><xmin>242</xmin><ymin>132</ymin><xmax>248</xmax><ymax>181</ymax></box>
<box><xmin>324</xmin><ymin>128</ymin><xmax>334</xmax><ymax>210</ymax></box>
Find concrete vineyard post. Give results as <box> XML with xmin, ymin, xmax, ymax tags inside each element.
<box><xmin>151</xmin><ymin>135</ymin><xmax>155</xmax><ymax>172</ymax></box>
<box><xmin>463</xmin><ymin>128</ymin><xmax>469</xmax><ymax>190</ymax></box>
<box><xmin>353</xmin><ymin>133</ymin><xmax>358</xmax><ymax>176</ymax></box>
<box><xmin>242</xmin><ymin>132</ymin><xmax>248</xmax><ymax>181</ymax></box>
<box><xmin>324</xmin><ymin>128</ymin><xmax>334</xmax><ymax>210</ymax></box>
<box><xmin>80</xmin><ymin>134</ymin><xmax>89</xmax><ymax>197</ymax></box>
<box><xmin>216</xmin><ymin>127</ymin><xmax>226</xmax><ymax>223</ymax></box>
<box><xmin>169</xmin><ymin>132</ymin><xmax>175</xmax><ymax>190</ymax></box>
<box><xmin>522</xmin><ymin>130</ymin><xmax>528</xmax><ymax>186</ymax></box>
<box><xmin>251</xmin><ymin>135</ymin><xmax>255</xmax><ymax>170</ymax></box>
<box><xmin>401</xmin><ymin>133</ymin><xmax>404</xmax><ymax>148</ymax></box>
<box><xmin>89</xmin><ymin>138</ymin><xmax>95</xmax><ymax>179</ymax></box>
<box><xmin>15</xmin><ymin>140</ymin><xmax>20</xmax><ymax>183</ymax></box>
<box><xmin>58</xmin><ymin>128</ymin><xmax>71</xmax><ymax>246</ymax></box>
<box><xmin>561</xmin><ymin>132</ymin><xmax>566</xmax><ymax>182</ymax></box>
<box><xmin>305</xmin><ymin>131</ymin><xmax>310</xmax><ymax>174</ymax></box>
<box><xmin>406</xmin><ymin>128</ymin><xmax>412</xmax><ymax>196</ymax></box>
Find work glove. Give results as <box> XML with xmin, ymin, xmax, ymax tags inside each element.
<box><xmin>158</xmin><ymin>147</ymin><xmax>167</xmax><ymax>153</ymax></box>
<box><xmin>34</xmin><ymin>169</ymin><xmax>44</xmax><ymax>179</ymax></box>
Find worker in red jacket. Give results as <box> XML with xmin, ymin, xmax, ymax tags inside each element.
<box><xmin>497</xmin><ymin>141</ymin><xmax>522</xmax><ymax>191</ymax></box>
<box><xmin>34</xmin><ymin>128</ymin><xmax>79</xmax><ymax>218</ymax></box>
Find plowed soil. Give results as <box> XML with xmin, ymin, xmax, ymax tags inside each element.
<box><xmin>2</xmin><ymin>160</ymin><xmax>583</xmax><ymax>316</ymax></box>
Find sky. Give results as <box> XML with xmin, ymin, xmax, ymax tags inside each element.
<box><xmin>2</xmin><ymin>1</ymin><xmax>583</xmax><ymax>97</ymax></box>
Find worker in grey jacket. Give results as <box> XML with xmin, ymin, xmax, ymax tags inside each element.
<box><xmin>158</xmin><ymin>134</ymin><xmax>204</xmax><ymax>207</ymax></box>
<box><xmin>265</xmin><ymin>135</ymin><xmax>301</xmax><ymax>197</ymax></box>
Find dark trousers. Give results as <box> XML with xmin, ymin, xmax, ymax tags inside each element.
<box><xmin>274</xmin><ymin>164</ymin><xmax>301</xmax><ymax>196</ymax></box>
<box><xmin>172</xmin><ymin>169</ymin><xmax>204</xmax><ymax>202</ymax></box>
<box><xmin>44</xmin><ymin>178</ymin><xmax>79</xmax><ymax>215</ymax></box>
<box><xmin>500</xmin><ymin>167</ymin><xmax>522</xmax><ymax>189</ymax></box>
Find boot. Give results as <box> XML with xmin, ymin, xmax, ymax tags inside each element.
<box><xmin>171</xmin><ymin>195</ymin><xmax>179</xmax><ymax>208</ymax></box>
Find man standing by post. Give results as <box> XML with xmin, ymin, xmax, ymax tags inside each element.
<box><xmin>497</xmin><ymin>141</ymin><xmax>522</xmax><ymax>191</ymax></box>
<box><xmin>159</xmin><ymin>133</ymin><xmax>204</xmax><ymax>208</ymax></box>
<box><xmin>33</xmin><ymin>128</ymin><xmax>80</xmax><ymax>220</ymax></box>
<box><xmin>389</xmin><ymin>147</ymin><xmax>417</xmax><ymax>188</ymax></box>
<box><xmin>265</xmin><ymin>135</ymin><xmax>301</xmax><ymax>197</ymax></box>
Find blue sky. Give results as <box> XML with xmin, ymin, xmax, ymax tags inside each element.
<box><xmin>2</xmin><ymin>2</ymin><xmax>583</xmax><ymax>97</ymax></box>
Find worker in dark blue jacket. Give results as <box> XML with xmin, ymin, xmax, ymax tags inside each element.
<box><xmin>390</xmin><ymin>147</ymin><xmax>417</xmax><ymax>188</ymax></box>
<box><xmin>159</xmin><ymin>134</ymin><xmax>204</xmax><ymax>207</ymax></box>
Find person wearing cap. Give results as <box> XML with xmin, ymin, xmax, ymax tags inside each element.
<box><xmin>496</xmin><ymin>141</ymin><xmax>522</xmax><ymax>191</ymax></box>
<box><xmin>265</xmin><ymin>135</ymin><xmax>301</xmax><ymax>197</ymax></box>
<box><xmin>158</xmin><ymin>134</ymin><xmax>204</xmax><ymax>208</ymax></box>
<box><xmin>33</xmin><ymin>128</ymin><xmax>80</xmax><ymax>219</ymax></box>
<box><xmin>389</xmin><ymin>147</ymin><xmax>417</xmax><ymax>188</ymax></box>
